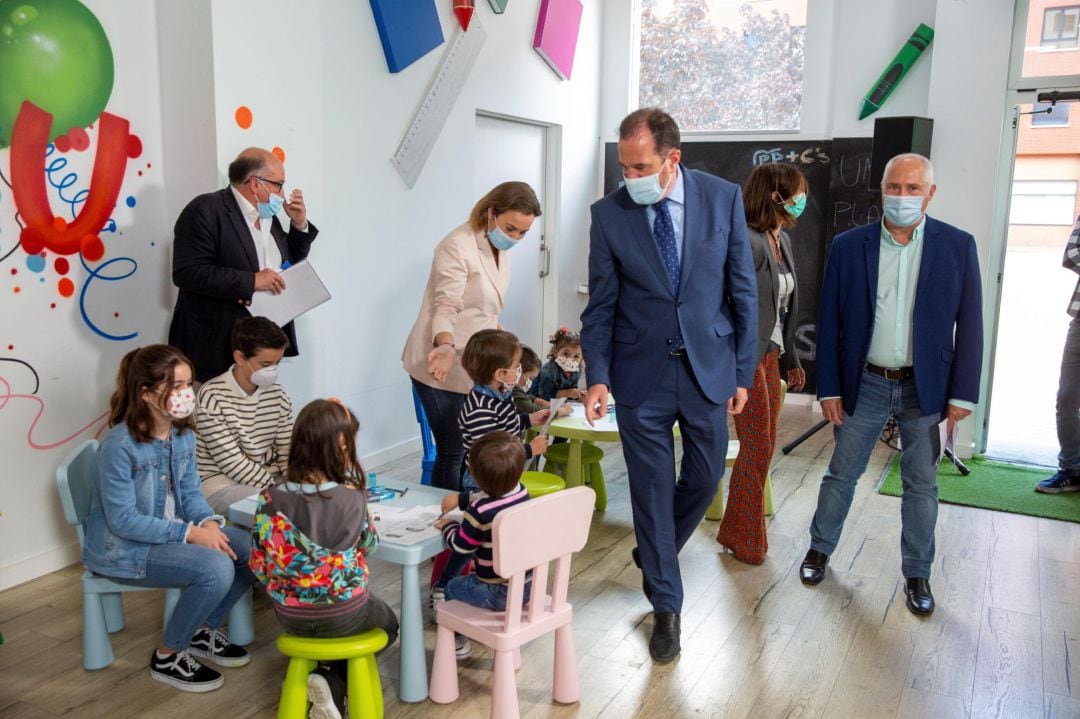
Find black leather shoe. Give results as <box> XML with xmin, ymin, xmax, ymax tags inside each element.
<box><xmin>800</xmin><ymin>549</ymin><xmax>829</xmax><ymax>585</ymax></box>
<box><xmin>631</xmin><ymin>547</ymin><xmax>653</xmax><ymax>601</ymax></box>
<box><xmin>904</xmin><ymin>577</ymin><xmax>934</xmax><ymax>615</ymax></box>
<box><xmin>649</xmin><ymin>612</ymin><xmax>680</xmax><ymax>663</ymax></box>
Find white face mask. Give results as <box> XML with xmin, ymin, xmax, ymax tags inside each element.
<box><xmin>499</xmin><ymin>365</ymin><xmax>522</xmax><ymax>392</ymax></box>
<box><xmin>555</xmin><ymin>356</ymin><xmax>581</xmax><ymax>373</ymax></box>
<box><xmin>249</xmin><ymin>362</ymin><xmax>279</xmax><ymax>388</ymax></box>
<box><xmin>521</xmin><ymin>377</ymin><xmax>533</xmax><ymax>392</ymax></box>
<box><xmin>165</xmin><ymin>387</ymin><xmax>196</xmax><ymax>419</ymax></box>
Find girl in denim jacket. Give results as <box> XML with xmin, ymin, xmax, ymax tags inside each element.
<box><xmin>83</xmin><ymin>345</ymin><xmax>254</xmax><ymax>693</ymax></box>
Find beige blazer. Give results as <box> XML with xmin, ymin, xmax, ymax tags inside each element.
<box><xmin>402</xmin><ymin>223</ymin><xmax>510</xmax><ymax>394</ymax></box>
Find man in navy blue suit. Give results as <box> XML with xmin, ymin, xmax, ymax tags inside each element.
<box><xmin>799</xmin><ymin>154</ymin><xmax>983</xmax><ymax>616</ymax></box>
<box><xmin>581</xmin><ymin>109</ymin><xmax>758</xmax><ymax>662</ymax></box>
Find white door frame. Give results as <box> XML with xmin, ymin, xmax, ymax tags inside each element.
<box><xmin>475</xmin><ymin>110</ymin><xmax>562</xmax><ymax>348</ymax></box>
<box><xmin>978</xmin><ymin>0</ymin><xmax>1080</xmax><ymax>452</ymax></box>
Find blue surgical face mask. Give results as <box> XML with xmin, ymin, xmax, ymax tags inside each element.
<box><xmin>882</xmin><ymin>194</ymin><xmax>925</xmax><ymax>227</ymax></box>
<box><xmin>782</xmin><ymin>193</ymin><xmax>807</xmax><ymax>218</ymax></box>
<box><xmin>488</xmin><ymin>223</ymin><xmax>518</xmax><ymax>251</ymax></box>
<box><xmin>257</xmin><ymin>180</ymin><xmax>286</xmax><ymax>219</ymax></box>
<box><xmin>623</xmin><ymin>156</ymin><xmax>674</xmax><ymax>206</ymax></box>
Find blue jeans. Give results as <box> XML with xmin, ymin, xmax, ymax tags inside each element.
<box><xmin>1057</xmin><ymin>317</ymin><xmax>1080</xmax><ymax>473</ymax></box>
<box><xmin>809</xmin><ymin>370</ymin><xmax>941</xmax><ymax>579</ymax></box>
<box><xmin>412</xmin><ymin>379</ymin><xmax>467</xmax><ymax>491</ymax></box>
<box><xmin>114</xmin><ymin>525</ymin><xmax>254</xmax><ymax>651</ymax></box>
<box><xmin>444</xmin><ymin>574</ymin><xmax>530</xmax><ymax>611</ymax></box>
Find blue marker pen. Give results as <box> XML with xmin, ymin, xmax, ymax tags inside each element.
<box><xmin>280</xmin><ymin>260</ymin><xmax>291</xmax><ymax>270</ymax></box>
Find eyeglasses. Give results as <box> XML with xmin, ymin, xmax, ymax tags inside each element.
<box><xmin>257</xmin><ymin>177</ymin><xmax>285</xmax><ymax>192</ymax></box>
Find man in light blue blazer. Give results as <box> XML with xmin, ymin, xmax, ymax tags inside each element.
<box><xmin>581</xmin><ymin>109</ymin><xmax>758</xmax><ymax>662</ymax></box>
<box><xmin>800</xmin><ymin>154</ymin><xmax>984</xmax><ymax>617</ymax></box>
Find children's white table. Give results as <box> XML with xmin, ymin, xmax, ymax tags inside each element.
<box><xmin>230</xmin><ymin>481</ymin><xmax>453</xmax><ymax>703</ymax></box>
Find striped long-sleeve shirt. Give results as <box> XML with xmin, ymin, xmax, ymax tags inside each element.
<box><xmin>1065</xmin><ymin>215</ymin><xmax>1080</xmax><ymax>317</ymax></box>
<box><xmin>459</xmin><ymin>384</ymin><xmax>534</xmax><ymax>461</ymax></box>
<box><xmin>196</xmin><ymin>366</ymin><xmax>293</xmax><ymax>498</ymax></box>
<box><xmin>441</xmin><ymin>482</ymin><xmax>530</xmax><ymax>582</ymax></box>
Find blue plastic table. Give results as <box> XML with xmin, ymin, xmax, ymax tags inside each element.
<box><xmin>230</xmin><ymin>480</ymin><xmax>453</xmax><ymax>703</ymax></box>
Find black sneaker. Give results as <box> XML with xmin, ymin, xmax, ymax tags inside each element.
<box><xmin>150</xmin><ymin>649</ymin><xmax>223</xmax><ymax>692</ymax></box>
<box><xmin>189</xmin><ymin>626</ymin><xmax>251</xmax><ymax>668</ymax></box>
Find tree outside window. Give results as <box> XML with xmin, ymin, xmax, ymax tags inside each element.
<box><xmin>638</xmin><ymin>0</ymin><xmax>806</xmax><ymax>132</ymax></box>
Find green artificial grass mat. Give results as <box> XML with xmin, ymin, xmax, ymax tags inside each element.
<box><xmin>877</xmin><ymin>454</ymin><xmax>1080</xmax><ymax>523</ymax></box>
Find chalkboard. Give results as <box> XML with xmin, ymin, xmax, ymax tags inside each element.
<box><xmin>602</xmin><ymin>137</ymin><xmax>877</xmax><ymax>394</ymax></box>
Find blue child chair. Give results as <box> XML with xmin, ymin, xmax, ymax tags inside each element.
<box><xmin>56</xmin><ymin>439</ymin><xmax>254</xmax><ymax>670</ymax></box>
<box><xmin>412</xmin><ymin>385</ymin><xmax>437</xmax><ymax>486</ymax></box>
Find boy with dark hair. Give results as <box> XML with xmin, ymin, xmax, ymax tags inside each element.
<box><xmin>196</xmin><ymin>315</ymin><xmax>294</xmax><ymax>513</ymax></box>
<box><xmin>433</xmin><ymin>431</ymin><xmax>534</xmax><ymax>656</ymax></box>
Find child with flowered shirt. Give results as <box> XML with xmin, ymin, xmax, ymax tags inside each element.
<box><xmin>250</xmin><ymin>399</ymin><xmax>397</xmax><ymax>719</ymax></box>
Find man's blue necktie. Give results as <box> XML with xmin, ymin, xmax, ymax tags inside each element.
<box><xmin>653</xmin><ymin>198</ymin><xmax>683</xmax><ymax>349</ymax></box>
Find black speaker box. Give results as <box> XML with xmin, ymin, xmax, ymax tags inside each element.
<box><xmin>870</xmin><ymin>116</ymin><xmax>934</xmax><ymax>186</ymax></box>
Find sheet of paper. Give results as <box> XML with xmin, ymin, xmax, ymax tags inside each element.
<box><xmin>374</xmin><ymin>504</ymin><xmax>461</xmax><ymax>546</ymax></box>
<box><xmin>539</xmin><ymin>397</ymin><xmax>566</xmax><ymax>435</ymax></box>
<box><xmin>568</xmin><ymin>402</ymin><xmax>587</xmax><ymax>419</ymax></box>
<box><xmin>247</xmin><ymin>259</ymin><xmax>331</xmax><ymax>326</ymax></box>
<box><xmin>935</xmin><ymin>419</ymin><xmax>957</xmax><ymax>466</ymax></box>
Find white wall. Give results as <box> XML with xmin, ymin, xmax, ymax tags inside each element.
<box><xmin>202</xmin><ymin>1</ymin><xmax>600</xmax><ymax>464</ymax></box>
<box><xmin>0</xmin><ymin>0</ymin><xmax>173</xmax><ymax>588</ymax></box>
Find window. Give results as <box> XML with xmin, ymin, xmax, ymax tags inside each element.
<box><xmin>1032</xmin><ymin>101</ymin><xmax>1071</xmax><ymax>126</ymax></box>
<box><xmin>1010</xmin><ymin>180</ymin><xmax>1078</xmax><ymax>225</ymax></box>
<box><xmin>1042</xmin><ymin>6</ymin><xmax>1080</xmax><ymax>50</ymax></box>
<box><xmin>638</xmin><ymin>0</ymin><xmax>806</xmax><ymax>132</ymax></box>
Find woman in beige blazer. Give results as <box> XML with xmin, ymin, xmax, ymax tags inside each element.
<box><xmin>402</xmin><ymin>182</ymin><xmax>542</xmax><ymax>490</ymax></box>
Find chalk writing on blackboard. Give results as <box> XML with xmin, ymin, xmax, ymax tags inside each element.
<box><xmin>751</xmin><ymin>146</ymin><xmax>831</xmax><ymax>166</ymax></box>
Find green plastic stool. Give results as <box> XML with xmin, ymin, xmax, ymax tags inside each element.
<box><xmin>275</xmin><ymin>629</ymin><xmax>388</xmax><ymax>719</ymax></box>
<box><xmin>706</xmin><ymin>380</ymin><xmax>786</xmax><ymax>522</ymax></box>
<box><xmin>521</xmin><ymin>470</ymin><xmax>566</xmax><ymax>497</ymax></box>
<box><xmin>544</xmin><ymin>442</ymin><xmax>606</xmax><ymax>511</ymax></box>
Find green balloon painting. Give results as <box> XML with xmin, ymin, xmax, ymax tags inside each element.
<box><xmin>0</xmin><ymin>0</ymin><xmax>114</xmax><ymax>148</ymax></box>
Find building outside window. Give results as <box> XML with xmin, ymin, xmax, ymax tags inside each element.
<box><xmin>1042</xmin><ymin>5</ymin><xmax>1080</xmax><ymax>50</ymax></box>
<box><xmin>638</xmin><ymin>0</ymin><xmax>806</xmax><ymax>132</ymax></box>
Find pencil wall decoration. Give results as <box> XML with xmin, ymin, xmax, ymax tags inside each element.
<box><xmin>488</xmin><ymin>0</ymin><xmax>509</xmax><ymax>11</ymax></box>
<box><xmin>454</xmin><ymin>0</ymin><xmax>475</xmax><ymax>31</ymax></box>
<box><xmin>533</xmin><ymin>0</ymin><xmax>583</xmax><ymax>81</ymax></box>
<box><xmin>859</xmin><ymin>23</ymin><xmax>934</xmax><ymax>120</ymax></box>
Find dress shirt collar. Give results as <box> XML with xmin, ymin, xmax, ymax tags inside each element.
<box><xmin>880</xmin><ymin>216</ymin><xmax>926</xmax><ymax>247</ymax></box>
<box><xmin>230</xmin><ymin>185</ymin><xmax>260</xmax><ymax>225</ymax></box>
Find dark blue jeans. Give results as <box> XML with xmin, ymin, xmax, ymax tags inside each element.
<box><xmin>1058</xmin><ymin>317</ymin><xmax>1080</xmax><ymax>473</ymax></box>
<box><xmin>412</xmin><ymin>378</ymin><xmax>467</xmax><ymax>491</ymax></box>
<box><xmin>444</xmin><ymin>574</ymin><xmax>531</xmax><ymax>611</ymax></box>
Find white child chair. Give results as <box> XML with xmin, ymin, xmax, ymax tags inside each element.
<box><xmin>428</xmin><ymin>485</ymin><xmax>595</xmax><ymax>718</ymax></box>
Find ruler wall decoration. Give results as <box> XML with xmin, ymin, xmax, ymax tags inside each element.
<box><xmin>391</xmin><ymin>20</ymin><xmax>488</xmax><ymax>189</ymax></box>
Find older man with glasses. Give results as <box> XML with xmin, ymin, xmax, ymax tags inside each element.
<box><xmin>169</xmin><ymin>147</ymin><xmax>318</xmax><ymax>383</ymax></box>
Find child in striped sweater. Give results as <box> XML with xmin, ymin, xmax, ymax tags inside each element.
<box><xmin>457</xmin><ymin>329</ymin><xmax>550</xmax><ymax>490</ymax></box>
<box><xmin>433</xmin><ymin>431</ymin><xmax>533</xmax><ymax>656</ymax></box>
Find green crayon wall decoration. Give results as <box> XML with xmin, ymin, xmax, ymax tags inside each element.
<box><xmin>859</xmin><ymin>23</ymin><xmax>934</xmax><ymax>121</ymax></box>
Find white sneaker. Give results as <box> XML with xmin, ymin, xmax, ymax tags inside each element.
<box><xmin>307</xmin><ymin>671</ymin><xmax>342</xmax><ymax>719</ymax></box>
<box><xmin>455</xmin><ymin>635</ymin><xmax>472</xmax><ymax>658</ymax></box>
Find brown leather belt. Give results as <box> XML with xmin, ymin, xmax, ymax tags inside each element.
<box><xmin>865</xmin><ymin>363</ymin><xmax>914</xmax><ymax>380</ymax></box>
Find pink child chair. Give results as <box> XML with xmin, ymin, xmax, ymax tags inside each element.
<box><xmin>428</xmin><ymin>486</ymin><xmax>595</xmax><ymax>718</ymax></box>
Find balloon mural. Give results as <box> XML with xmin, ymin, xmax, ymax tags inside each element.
<box><xmin>1</xmin><ymin>0</ymin><xmax>145</xmax><ymax>448</ymax></box>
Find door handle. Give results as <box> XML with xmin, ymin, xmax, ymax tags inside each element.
<box><xmin>539</xmin><ymin>240</ymin><xmax>550</xmax><ymax>278</ymax></box>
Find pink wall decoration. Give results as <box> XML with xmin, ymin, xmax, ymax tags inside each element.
<box><xmin>532</xmin><ymin>0</ymin><xmax>583</xmax><ymax>81</ymax></box>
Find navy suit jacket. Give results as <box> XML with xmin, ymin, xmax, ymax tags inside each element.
<box><xmin>580</xmin><ymin>166</ymin><xmax>758</xmax><ymax>409</ymax></box>
<box><xmin>816</xmin><ymin>216</ymin><xmax>983</xmax><ymax>417</ymax></box>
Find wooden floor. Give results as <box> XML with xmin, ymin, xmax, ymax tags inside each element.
<box><xmin>2</xmin><ymin>405</ymin><xmax>1078</xmax><ymax>718</ymax></box>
